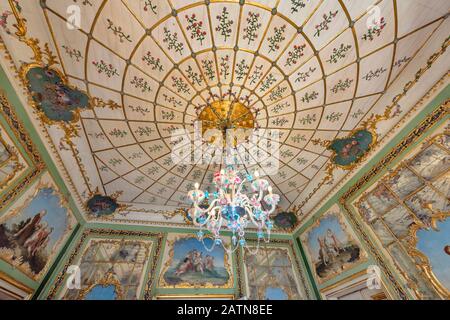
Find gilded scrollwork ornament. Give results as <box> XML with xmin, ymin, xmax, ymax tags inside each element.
<box><xmin>7</xmin><ymin>0</ymin><xmax>121</xmax><ymax>146</ymax></box>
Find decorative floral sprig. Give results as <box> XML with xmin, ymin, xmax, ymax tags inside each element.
<box><xmin>294</xmin><ymin>67</ymin><xmax>316</xmax><ymax>83</ymax></box>
<box><xmin>163</xmin><ymin>94</ymin><xmax>183</xmax><ymax>108</ymax></box>
<box><xmin>163</xmin><ymin>27</ymin><xmax>184</xmax><ymax>55</ymax></box>
<box><xmin>129</xmin><ymin>105</ymin><xmax>151</xmax><ymax>116</ymax></box>
<box><xmin>362</xmin><ymin>67</ymin><xmax>387</xmax><ymax>81</ymax></box>
<box><xmin>361</xmin><ymin>17</ymin><xmax>386</xmax><ymax>41</ymax></box>
<box><xmin>326</xmin><ymin>43</ymin><xmax>352</xmax><ymax>64</ymax></box>
<box><xmin>143</xmin><ymin>0</ymin><xmax>157</xmax><ymax>14</ymax></box>
<box><xmin>185</xmin><ymin>65</ymin><xmax>203</xmax><ymax>86</ymax></box>
<box><xmin>271</xmin><ymin>101</ymin><xmax>289</xmax><ymax>114</ymax></box>
<box><xmin>267</xmin><ymin>25</ymin><xmax>286</xmax><ymax>53</ymax></box>
<box><xmin>331</xmin><ymin>78</ymin><xmax>353</xmax><ymax>93</ymax></box>
<box><xmin>290</xmin><ymin>0</ymin><xmax>308</xmax><ymax>13</ymax></box>
<box><xmin>259</xmin><ymin>73</ymin><xmax>276</xmax><ymax>93</ymax></box>
<box><xmin>298</xmin><ymin>113</ymin><xmax>316</xmax><ymax>125</ymax></box>
<box><xmin>216</xmin><ymin>7</ymin><xmax>233</xmax><ymax>42</ymax></box>
<box><xmin>314</xmin><ymin>10</ymin><xmax>338</xmax><ymax>38</ymax></box>
<box><xmin>285</xmin><ymin>44</ymin><xmax>306</xmax><ymax>67</ymax></box>
<box><xmin>171</xmin><ymin>76</ymin><xmax>191</xmax><ymax>94</ymax></box>
<box><xmin>142</xmin><ymin>51</ymin><xmax>164</xmax><ymax>72</ymax></box>
<box><xmin>351</xmin><ymin>108</ymin><xmax>364</xmax><ymax>119</ymax></box>
<box><xmin>62</xmin><ymin>45</ymin><xmax>83</xmax><ymax>62</ymax></box>
<box><xmin>134</xmin><ymin>126</ymin><xmax>154</xmax><ymax>137</ymax></box>
<box><xmin>243</xmin><ymin>11</ymin><xmax>262</xmax><ymax>45</ymax></box>
<box><xmin>109</xmin><ymin>158</ymin><xmax>122</xmax><ymax>167</ymax></box>
<box><xmin>131</xmin><ymin>76</ymin><xmax>153</xmax><ymax>93</ymax></box>
<box><xmin>268</xmin><ymin>85</ymin><xmax>288</xmax><ymax>102</ymax></box>
<box><xmin>300</xmin><ymin>90</ymin><xmax>318</xmax><ymax>103</ymax></box>
<box><xmin>219</xmin><ymin>55</ymin><xmax>231</xmax><ymax>80</ymax></box>
<box><xmin>325</xmin><ymin>112</ymin><xmax>343</xmax><ymax>123</ymax></box>
<box><xmin>201</xmin><ymin>59</ymin><xmax>215</xmax><ymax>81</ymax></box>
<box><xmin>291</xmin><ymin>134</ymin><xmax>307</xmax><ymax>143</ymax></box>
<box><xmin>109</xmin><ymin>128</ymin><xmax>127</xmax><ymax>138</ymax></box>
<box><xmin>249</xmin><ymin>65</ymin><xmax>264</xmax><ymax>85</ymax></box>
<box><xmin>106</xmin><ymin>19</ymin><xmax>132</xmax><ymax>43</ymax></box>
<box><xmin>92</xmin><ymin>60</ymin><xmax>119</xmax><ymax>77</ymax></box>
<box><xmin>235</xmin><ymin>59</ymin><xmax>250</xmax><ymax>81</ymax></box>
<box><xmin>148</xmin><ymin>144</ymin><xmax>164</xmax><ymax>153</ymax></box>
<box><xmin>161</xmin><ymin>110</ymin><xmax>175</xmax><ymax>120</ymax></box>
<box><xmin>185</xmin><ymin>13</ymin><xmax>207</xmax><ymax>45</ymax></box>
<box><xmin>272</xmin><ymin>117</ymin><xmax>289</xmax><ymax>127</ymax></box>
<box><xmin>280</xmin><ymin>149</ymin><xmax>294</xmax><ymax>158</ymax></box>
<box><xmin>393</xmin><ymin>56</ymin><xmax>411</xmax><ymax>68</ymax></box>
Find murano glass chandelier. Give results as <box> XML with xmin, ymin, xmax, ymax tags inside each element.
<box><xmin>188</xmin><ymin>166</ymin><xmax>280</xmax><ymax>254</ymax></box>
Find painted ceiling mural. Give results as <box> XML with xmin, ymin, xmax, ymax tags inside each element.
<box><xmin>0</xmin><ymin>0</ymin><xmax>449</xmax><ymax>228</ymax></box>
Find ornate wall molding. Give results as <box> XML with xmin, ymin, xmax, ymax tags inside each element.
<box><xmin>241</xmin><ymin>238</ymin><xmax>314</xmax><ymax>300</ymax></box>
<box><xmin>46</xmin><ymin>228</ymin><xmax>164</xmax><ymax>300</ymax></box>
<box><xmin>338</xmin><ymin>100</ymin><xmax>449</xmax><ymax>300</ymax></box>
<box><xmin>0</xmin><ymin>90</ymin><xmax>44</xmax><ymax>211</ymax></box>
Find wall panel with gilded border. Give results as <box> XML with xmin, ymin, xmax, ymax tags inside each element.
<box><xmin>44</xmin><ymin>228</ymin><xmax>163</xmax><ymax>300</ymax></box>
<box><xmin>241</xmin><ymin>239</ymin><xmax>313</xmax><ymax>300</ymax></box>
<box><xmin>352</xmin><ymin>120</ymin><xmax>449</xmax><ymax>299</ymax></box>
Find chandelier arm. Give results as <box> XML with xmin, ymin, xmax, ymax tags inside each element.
<box><xmin>261</xmin><ymin>202</ymin><xmax>276</xmax><ymax>216</ymax></box>
<box><xmin>235</xmin><ymin>178</ymin><xmax>247</xmax><ymax>194</ymax></box>
<box><xmin>191</xmin><ymin>205</ymin><xmax>220</xmax><ymax>227</ymax></box>
<box><xmin>245</xmin><ymin>205</ymin><xmax>263</xmax><ymax>229</ymax></box>
<box><xmin>192</xmin><ymin>198</ymin><xmax>219</xmax><ymax>214</ymax></box>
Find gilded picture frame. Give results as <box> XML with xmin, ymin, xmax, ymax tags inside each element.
<box><xmin>46</xmin><ymin>229</ymin><xmax>164</xmax><ymax>300</ymax></box>
<box><xmin>158</xmin><ymin>234</ymin><xmax>234</xmax><ymax>289</ymax></box>
<box><xmin>59</xmin><ymin>237</ymin><xmax>153</xmax><ymax>300</ymax></box>
<box><xmin>301</xmin><ymin>207</ymin><xmax>368</xmax><ymax>285</ymax></box>
<box><xmin>353</xmin><ymin>129</ymin><xmax>449</xmax><ymax>299</ymax></box>
<box><xmin>0</xmin><ymin>270</ymin><xmax>33</xmax><ymax>300</ymax></box>
<box><xmin>0</xmin><ymin>173</ymin><xmax>76</xmax><ymax>281</ymax></box>
<box><xmin>77</xmin><ymin>270</ymin><xmax>125</xmax><ymax>300</ymax></box>
<box><xmin>242</xmin><ymin>244</ymin><xmax>307</xmax><ymax>300</ymax></box>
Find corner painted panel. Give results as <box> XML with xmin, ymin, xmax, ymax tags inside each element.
<box><xmin>300</xmin><ymin>204</ymin><xmax>368</xmax><ymax>285</ymax></box>
<box><xmin>0</xmin><ymin>172</ymin><xmax>77</xmax><ymax>281</ymax></box>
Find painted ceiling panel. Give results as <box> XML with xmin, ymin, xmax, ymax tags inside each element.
<box><xmin>0</xmin><ymin>0</ymin><xmax>448</xmax><ymax>229</ymax></box>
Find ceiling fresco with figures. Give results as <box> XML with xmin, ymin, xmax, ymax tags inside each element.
<box><xmin>0</xmin><ymin>0</ymin><xmax>448</xmax><ymax>228</ymax></box>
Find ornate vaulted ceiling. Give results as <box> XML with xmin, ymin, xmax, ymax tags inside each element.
<box><xmin>0</xmin><ymin>0</ymin><xmax>448</xmax><ymax>229</ymax></box>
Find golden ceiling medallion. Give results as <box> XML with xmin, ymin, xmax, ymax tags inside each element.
<box><xmin>198</xmin><ymin>100</ymin><xmax>255</xmax><ymax>146</ymax></box>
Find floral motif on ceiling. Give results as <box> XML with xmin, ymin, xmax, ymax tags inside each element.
<box><xmin>0</xmin><ymin>0</ymin><xmax>448</xmax><ymax>226</ymax></box>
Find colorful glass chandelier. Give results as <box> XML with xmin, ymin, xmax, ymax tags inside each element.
<box><xmin>188</xmin><ymin>166</ymin><xmax>280</xmax><ymax>254</ymax></box>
